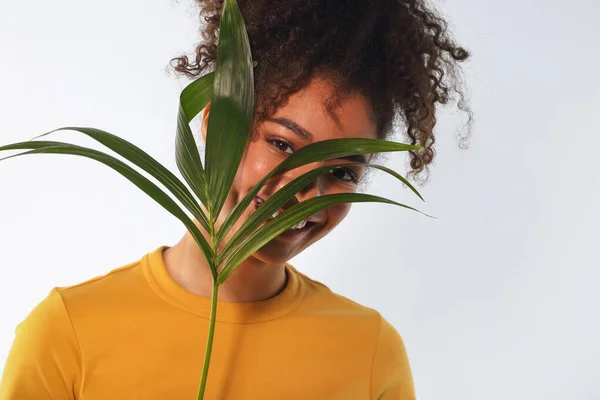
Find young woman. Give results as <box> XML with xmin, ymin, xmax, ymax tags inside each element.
<box><xmin>0</xmin><ymin>0</ymin><xmax>470</xmax><ymax>398</ymax></box>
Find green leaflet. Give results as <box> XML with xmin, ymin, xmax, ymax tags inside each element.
<box><xmin>216</xmin><ymin>138</ymin><xmax>422</xmax><ymax>245</ymax></box>
<box><xmin>218</xmin><ymin>192</ymin><xmax>426</xmax><ymax>285</ymax></box>
<box><xmin>218</xmin><ymin>161</ymin><xmax>428</xmax><ymax>265</ymax></box>
<box><xmin>203</xmin><ymin>0</ymin><xmax>254</xmax><ymax>221</ymax></box>
<box><xmin>29</xmin><ymin>127</ymin><xmax>210</xmax><ymax>232</ymax></box>
<box><xmin>0</xmin><ymin>141</ymin><xmax>214</xmax><ymax>270</ymax></box>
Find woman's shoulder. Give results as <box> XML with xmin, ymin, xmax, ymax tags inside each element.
<box><xmin>288</xmin><ymin>265</ymin><xmax>411</xmax><ymax>378</ymax></box>
<box><xmin>288</xmin><ymin>264</ymin><xmax>382</xmax><ymax>322</ymax></box>
<box><xmin>55</xmin><ymin>253</ymin><xmax>145</xmax><ymax>304</ymax></box>
<box><xmin>40</xmin><ymin>250</ymin><xmax>152</xmax><ymax>327</ymax></box>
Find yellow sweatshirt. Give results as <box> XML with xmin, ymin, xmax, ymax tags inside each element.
<box><xmin>0</xmin><ymin>246</ymin><xmax>415</xmax><ymax>399</ymax></box>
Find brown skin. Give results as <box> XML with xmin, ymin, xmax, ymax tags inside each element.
<box><xmin>163</xmin><ymin>75</ymin><xmax>377</xmax><ymax>303</ymax></box>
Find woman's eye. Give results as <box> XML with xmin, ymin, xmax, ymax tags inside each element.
<box><xmin>330</xmin><ymin>168</ymin><xmax>358</xmax><ymax>184</ymax></box>
<box><xmin>271</xmin><ymin>140</ymin><xmax>294</xmax><ymax>154</ymax></box>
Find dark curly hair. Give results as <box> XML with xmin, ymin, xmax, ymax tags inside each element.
<box><xmin>171</xmin><ymin>0</ymin><xmax>472</xmax><ymax>184</ymax></box>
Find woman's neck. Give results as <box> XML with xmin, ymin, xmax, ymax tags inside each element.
<box><xmin>162</xmin><ymin>221</ymin><xmax>288</xmax><ymax>303</ymax></box>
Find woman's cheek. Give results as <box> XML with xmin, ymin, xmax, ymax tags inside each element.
<box><xmin>324</xmin><ymin>203</ymin><xmax>352</xmax><ymax>233</ymax></box>
<box><xmin>335</xmin><ymin>203</ymin><xmax>352</xmax><ymax>221</ymax></box>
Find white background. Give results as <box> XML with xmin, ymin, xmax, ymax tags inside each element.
<box><xmin>1</xmin><ymin>0</ymin><xmax>599</xmax><ymax>399</ymax></box>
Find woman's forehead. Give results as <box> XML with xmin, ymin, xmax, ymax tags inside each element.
<box><xmin>267</xmin><ymin>76</ymin><xmax>378</xmax><ymax>141</ymax></box>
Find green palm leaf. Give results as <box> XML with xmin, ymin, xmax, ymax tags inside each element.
<box><xmin>180</xmin><ymin>72</ymin><xmax>215</xmax><ymax>122</ymax></box>
<box><xmin>176</xmin><ymin>103</ymin><xmax>210</xmax><ymax>207</ymax></box>
<box><xmin>203</xmin><ymin>0</ymin><xmax>254</xmax><ymax>220</ymax></box>
<box><xmin>0</xmin><ymin>141</ymin><xmax>214</xmax><ymax>267</ymax></box>
<box><xmin>174</xmin><ymin>70</ymin><xmax>220</xmax><ymax>210</ymax></box>
<box><xmin>215</xmin><ymin>138</ymin><xmax>422</xmax><ymax>244</ymax></box>
<box><xmin>217</xmin><ymin>162</ymin><xmax>427</xmax><ymax>265</ymax></box>
<box><xmin>28</xmin><ymin>127</ymin><xmax>210</xmax><ymax>232</ymax></box>
<box><xmin>276</xmin><ymin>138</ymin><xmax>421</xmax><ymax>172</ymax></box>
<box><xmin>217</xmin><ymin>192</ymin><xmax>425</xmax><ymax>285</ymax></box>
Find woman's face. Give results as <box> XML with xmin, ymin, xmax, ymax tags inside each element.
<box><xmin>202</xmin><ymin>76</ymin><xmax>377</xmax><ymax>265</ymax></box>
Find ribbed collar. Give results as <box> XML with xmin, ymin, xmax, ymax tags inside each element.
<box><xmin>142</xmin><ymin>246</ymin><xmax>306</xmax><ymax>324</ymax></box>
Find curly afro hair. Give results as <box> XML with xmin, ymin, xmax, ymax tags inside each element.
<box><xmin>171</xmin><ymin>0</ymin><xmax>472</xmax><ymax>183</ymax></box>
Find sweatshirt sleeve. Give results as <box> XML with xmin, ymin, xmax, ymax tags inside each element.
<box><xmin>370</xmin><ymin>314</ymin><xmax>416</xmax><ymax>400</ymax></box>
<box><xmin>0</xmin><ymin>288</ymin><xmax>80</xmax><ymax>399</ymax></box>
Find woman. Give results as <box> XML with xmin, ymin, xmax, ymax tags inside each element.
<box><xmin>0</xmin><ymin>0</ymin><xmax>470</xmax><ymax>398</ymax></box>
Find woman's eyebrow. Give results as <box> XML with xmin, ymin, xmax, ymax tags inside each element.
<box><xmin>341</xmin><ymin>154</ymin><xmax>368</xmax><ymax>164</ymax></box>
<box><xmin>268</xmin><ymin>117</ymin><xmax>314</xmax><ymax>142</ymax></box>
<box><xmin>268</xmin><ymin>117</ymin><xmax>368</xmax><ymax>164</ymax></box>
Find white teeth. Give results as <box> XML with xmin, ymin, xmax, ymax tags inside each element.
<box><xmin>291</xmin><ymin>220</ymin><xmax>307</xmax><ymax>230</ymax></box>
<box><xmin>256</xmin><ymin>198</ymin><xmax>308</xmax><ymax>231</ymax></box>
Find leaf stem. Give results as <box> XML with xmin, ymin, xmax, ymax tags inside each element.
<box><xmin>197</xmin><ymin>278</ymin><xmax>219</xmax><ymax>400</ymax></box>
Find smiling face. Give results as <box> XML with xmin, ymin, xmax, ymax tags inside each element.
<box><xmin>202</xmin><ymin>75</ymin><xmax>378</xmax><ymax>265</ymax></box>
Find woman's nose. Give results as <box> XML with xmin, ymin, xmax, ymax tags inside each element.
<box><xmin>278</xmin><ymin>162</ymin><xmax>325</xmax><ymax>199</ymax></box>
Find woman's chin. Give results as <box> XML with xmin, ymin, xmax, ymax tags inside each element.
<box><xmin>252</xmin><ymin>246</ymin><xmax>296</xmax><ymax>265</ymax></box>
<box><xmin>252</xmin><ymin>238</ymin><xmax>308</xmax><ymax>265</ymax></box>
<box><xmin>250</xmin><ymin>223</ymin><xmax>327</xmax><ymax>265</ymax></box>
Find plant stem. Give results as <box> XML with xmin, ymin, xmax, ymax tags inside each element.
<box><xmin>196</xmin><ymin>278</ymin><xmax>219</xmax><ymax>400</ymax></box>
